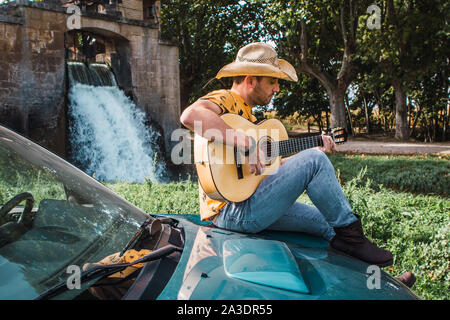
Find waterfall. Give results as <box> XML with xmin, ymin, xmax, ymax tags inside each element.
<box><xmin>67</xmin><ymin>61</ymin><xmax>166</xmax><ymax>183</ymax></box>
<box><xmin>89</xmin><ymin>63</ymin><xmax>118</xmax><ymax>87</ymax></box>
<box><xmin>68</xmin><ymin>62</ymin><xmax>117</xmax><ymax>87</ymax></box>
<box><xmin>67</xmin><ymin>61</ymin><xmax>93</xmax><ymax>85</ymax></box>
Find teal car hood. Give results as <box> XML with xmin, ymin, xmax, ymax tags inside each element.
<box><xmin>157</xmin><ymin>214</ymin><xmax>419</xmax><ymax>300</ymax></box>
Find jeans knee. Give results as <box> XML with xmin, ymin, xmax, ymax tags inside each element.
<box><xmin>302</xmin><ymin>148</ymin><xmax>328</xmax><ymax>165</ymax></box>
<box><xmin>298</xmin><ymin>148</ymin><xmax>333</xmax><ymax>176</ymax></box>
<box><xmin>308</xmin><ymin>147</ymin><xmax>326</xmax><ymax>159</ymax></box>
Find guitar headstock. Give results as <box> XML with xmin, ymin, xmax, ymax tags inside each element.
<box><xmin>328</xmin><ymin>127</ymin><xmax>347</xmax><ymax>144</ymax></box>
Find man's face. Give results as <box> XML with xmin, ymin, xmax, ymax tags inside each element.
<box><xmin>252</xmin><ymin>77</ymin><xmax>280</xmax><ymax>106</ymax></box>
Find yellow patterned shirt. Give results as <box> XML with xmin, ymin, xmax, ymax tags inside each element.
<box><xmin>190</xmin><ymin>89</ymin><xmax>258</xmax><ymax>221</ymax></box>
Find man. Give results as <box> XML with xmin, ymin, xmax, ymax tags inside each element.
<box><xmin>180</xmin><ymin>42</ymin><xmax>393</xmax><ymax>268</ymax></box>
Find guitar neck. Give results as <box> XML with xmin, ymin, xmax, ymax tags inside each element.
<box><xmin>272</xmin><ymin>135</ymin><xmax>324</xmax><ymax>157</ymax></box>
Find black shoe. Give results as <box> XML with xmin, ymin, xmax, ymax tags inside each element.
<box><xmin>396</xmin><ymin>272</ymin><xmax>416</xmax><ymax>288</ymax></box>
<box><xmin>329</xmin><ymin>215</ymin><xmax>393</xmax><ymax>267</ymax></box>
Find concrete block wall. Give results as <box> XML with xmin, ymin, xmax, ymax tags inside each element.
<box><xmin>0</xmin><ymin>6</ymin><xmax>67</xmax><ymax>155</ymax></box>
<box><xmin>0</xmin><ymin>3</ymin><xmax>180</xmax><ymax>158</ymax></box>
<box><xmin>118</xmin><ymin>0</ymin><xmax>143</xmax><ymax>21</ymax></box>
<box><xmin>118</xmin><ymin>0</ymin><xmax>161</xmax><ymax>24</ymax></box>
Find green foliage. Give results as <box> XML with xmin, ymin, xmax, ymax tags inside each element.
<box><xmin>0</xmin><ymin>145</ymin><xmax>66</xmax><ymax>205</ymax></box>
<box><xmin>342</xmin><ymin>170</ymin><xmax>449</xmax><ymax>300</ymax></box>
<box><xmin>160</xmin><ymin>0</ymin><xmax>267</xmax><ymax>107</ymax></box>
<box><xmin>360</xmin><ymin>0</ymin><xmax>448</xmax><ymax>82</ymax></box>
<box><xmin>105</xmin><ymin>154</ymin><xmax>449</xmax><ymax>299</ymax></box>
<box><xmin>297</xmin><ymin>163</ymin><xmax>449</xmax><ymax>300</ymax></box>
<box><xmin>409</xmin><ymin>71</ymin><xmax>450</xmax><ymax>142</ymax></box>
<box><xmin>255</xmin><ymin>0</ymin><xmax>379</xmax><ymax>129</ymax></box>
<box><xmin>160</xmin><ymin>0</ymin><xmax>448</xmax><ymax>140</ymax></box>
<box><xmin>273</xmin><ymin>74</ymin><xmax>330</xmax><ymax>130</ymax></box>
<box><xmin>328</xmin><ymin>154</ymin><xmax>450</xmax><ymax>196</ymax></box>
<box><xmin>104</xmin><ymin>178</ymin><xmax>199</xmax><ymax>214</ymax></box>
<box><xmin>261</xmin><ymin>0</ymin><xmax>371</xmax><ymax>75</ymax></box>
<box><xmin>357</xmin><ymin>0</ymin><xmax>449</xmax><ymax>141</ymax></box>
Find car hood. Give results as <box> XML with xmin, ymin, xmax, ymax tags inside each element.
<box><xmin>157</xmin><ymin>214</ymin><xmax>419</xmax><ymax>300</ymax></box>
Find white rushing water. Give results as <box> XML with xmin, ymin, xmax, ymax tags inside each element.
<box><xmin>68</xmin><ymin>83</ymin><xmax>166</xmax><ymax>183</ymax></box>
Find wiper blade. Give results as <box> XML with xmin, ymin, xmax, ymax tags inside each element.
<box><xmin>119</xmin><ymin>217</ymin><xmax>154</xmax><ymax>256</ymax></box>
<box><xmin>35</xmin><ymin>244</ymin><xmax>182</xmax><ymax>300</ymax></box>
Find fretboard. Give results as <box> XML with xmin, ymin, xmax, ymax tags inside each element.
<box><xmin>271</xmin><ymin>135</ymin><xmax>324</xmax><ymax>157</ymax></box>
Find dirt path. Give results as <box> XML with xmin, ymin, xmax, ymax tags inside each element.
<box><xmin>336</xmin><ymin>137</ymin><xmax>450</xmax><ymax>155</ymax></box>
<box><xmin>288</xmin><ymin>131</ymin><xmax>450</xmax><ymax>155</ymax></box>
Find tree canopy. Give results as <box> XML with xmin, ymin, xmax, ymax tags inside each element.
<box><xmin>161</xmin><ymin>0</ymin><xmax>449</xmax><ymax>141</ymax></box>
<box><xmin>160</xmin><ymin>0</ymin><xmax>267</xmax><ymax>109</ymax></box>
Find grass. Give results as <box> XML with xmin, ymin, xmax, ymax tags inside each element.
<box><xmin>0</xmin><ymin>146</ymin><xmax>67</xmax><ymax>205</ymax></box>
<box><xmin>298</xmin><ymin>167</ymin><xmax>449</xmax><ymax>300</ymax></box>
<box><xmin>1</xmin><ymin>150</ymin><xmax>447</xmax><ymax>299</ymax></box>
<box><xmin>104</xmin><ymin>178</ymin><xmax>199</xmax><ymax>215</ymax></box>
<box><xmin>105</xmin><ymin>154</ymin><xmax>449</xmax><ymax>300</ymax></box>
<box><xmin>328</xmin><ymin>153</ymin><xmax>449</xmax><ymax>197</ymax></box>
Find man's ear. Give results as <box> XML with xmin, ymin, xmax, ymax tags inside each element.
<box><xmin>244</xmin><ymin>75</ymin><xmax>258</xmax><ymax>88</ymax></box>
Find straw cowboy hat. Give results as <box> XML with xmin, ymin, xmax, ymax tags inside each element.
<box><xmin>215</xmin><ymin>42</ymin><xmax>298</xmax><ymax>82</ymax></box>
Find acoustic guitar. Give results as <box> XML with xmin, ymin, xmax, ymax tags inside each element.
<box><xmin>194</xmin><ymin>113</ymin><xmax>347</xmax><ymax>202</ymax></box>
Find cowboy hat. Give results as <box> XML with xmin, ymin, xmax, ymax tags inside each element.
<box><xmin>215</xmin><ymin>42</ymin><xmax>298</xmax><ymax>82</ymax></box>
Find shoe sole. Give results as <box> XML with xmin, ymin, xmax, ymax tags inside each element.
<box><xmin>328</xmin><ymin>246</ymin><xmax>393</xmax><ymax>268</ymax></box>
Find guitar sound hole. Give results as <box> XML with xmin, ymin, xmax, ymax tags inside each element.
<box><xmin>258</xmin><ymin>137</ymin><xmax>275</xmax><ymax>165</ymax></box>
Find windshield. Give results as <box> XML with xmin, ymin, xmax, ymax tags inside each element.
<box><xmin>0</xmin><ymin>126</ymin><xmax>148</xmax><ymax>299</ymax></box>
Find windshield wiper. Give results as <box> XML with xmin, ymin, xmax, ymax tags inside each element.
<box><xmin>118</xmin><ymin>215</ymin><xmax>174</xmax><ymax>256</ymax></box>
<box><xmin>35</xmin><ymin>244</ymin><xmax>183</xmax><ymax>300</ymax></box>
<box><xmin>119</xmin><ymin>217</ymin><xmax>154</xmax><ymax>256</ymax></box>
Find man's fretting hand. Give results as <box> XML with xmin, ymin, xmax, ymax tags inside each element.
<box><xmin>318</xmin><ymin>134</ymin><xmax>336</xmax><ymax>153</ymax></box>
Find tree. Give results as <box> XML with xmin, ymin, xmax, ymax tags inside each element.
<box><xmin>160</xmin><ymin>0</ymin><xmax>448</xmax><ymax>141</ymax></box>
<box><xmin>351</xmin><ymin>58</ymin><xmax>396</xmax><ymax>135</ymax></box>
<box><xmin>273</xmin><ymin>74</ymin><xmax>330</xmax><ymax>131</ymax></box>
<box><xmin>360</xmin><ymin>0</ymin><xmax>449</xmax><ymax>140</ymax></box>
<box><xmin>410</xmin><ymin>70</ymin><xmax>449</xmax><ymax>141</ymax></box>
<box><xmin>160</xmin><ymin>0</ymin><xmax>266</xmax><ymax>110</ymax></box>
<box><xmin>260</xmin><ymin>0</ymin><xmax>374</xmax><ymax>129</ymax></box>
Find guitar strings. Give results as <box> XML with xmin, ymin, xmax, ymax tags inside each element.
<box><xmin>270</xmin><ymin>135</ymin><xmax>323</xmax><ymax>158</ymax></box>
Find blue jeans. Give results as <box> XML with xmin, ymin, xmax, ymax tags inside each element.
<box><xmin>214</xmin><ymin>148</ymin><xmax>357</xmax><ymax>241</ymax></box>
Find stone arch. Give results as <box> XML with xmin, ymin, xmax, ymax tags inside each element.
<box><xmin>65</xmin><ymin>27</ymin><xmax>133</xmax><ymax>93</ymax></box>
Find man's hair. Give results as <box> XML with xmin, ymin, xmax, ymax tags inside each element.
<box><xmin>233</xmin><ymin>76</ymin><xmax>262</xmax><ymax>84</ymax></box>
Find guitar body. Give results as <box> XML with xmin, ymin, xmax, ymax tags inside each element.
<box><xmin>194</xmin><ymin>113</ymin><xmax>347</xmax><ymax>203</ymax></box>
<box><xmin>195</xmin><ymin>114</ymin><xmax>288</xmax><ymax>202</ymax></box>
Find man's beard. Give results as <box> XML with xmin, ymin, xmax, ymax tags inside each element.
<box><xmin>253</xmin><ymin>88</ymin><xmax>273</xmax><ymax>106</ymax></box>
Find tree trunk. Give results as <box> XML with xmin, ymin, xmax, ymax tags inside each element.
<box><xmin>383</xmin><ymin>113</ymin><xmax>389</xmax><ymax>132</ymax></box>
<box><xmin>410</xmin><ymin>106</ymin><xmax>422</xmax><ymax>137</ymax></box>
<box><xmin>392</xmin><ymin>80</ymin><xmax>410</xmax><ymax>140</ymax></box>
<box><xmin>327</xmin><ymin>88</ymin><xmax>348</xmax><ymax>129</ymax></box>
<box><xmin>362</xmin><ymin>91</ymin><xmax>370</xmax><ymax>134</ymax></box>
<box><xmin>317</xmin><ymin>117</ymin><xmax>323</xmax><ymax>132</ymax></box>
<box><xmin>296</xmin><ymin>17</ymin><xmax>352</xmax><ymax>132</ymax></box>
<box><xmin>433</xmin><ymin>113</ymin><xmax>438</xmax><ymax>142</ymax></box>
<box><xmin>344</xmin><ymin>94</ymin><xmax>354</xmax><ymax>135</ymax></box>
<box><xmin>443</xmin><ymin>104</ymin><xmax>448</xmax><ymax>141</ymax></box>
